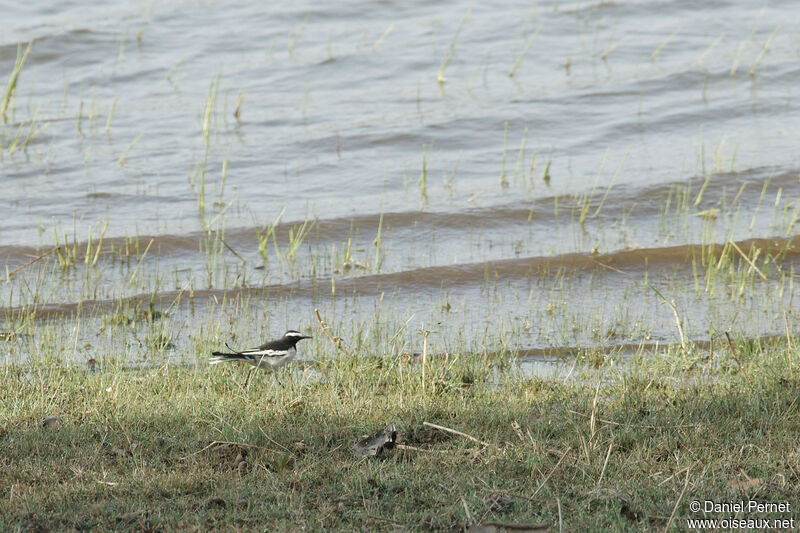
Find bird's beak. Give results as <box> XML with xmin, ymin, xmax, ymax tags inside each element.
<box><xmin>301</xmin><ymin>335</ymin><xmax>312</xmax><ymax>339</ymax></box>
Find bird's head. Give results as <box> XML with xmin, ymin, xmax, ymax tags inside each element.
<box><xmin>283</xmin><ymin>330</ymin><xmax>312</xmax><ymax>343</ymax></box>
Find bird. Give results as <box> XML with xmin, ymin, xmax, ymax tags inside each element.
<box><xmin>210</xmin><ymin>330</ymin><xmax>311</xmax><ymax>370</ymax></box>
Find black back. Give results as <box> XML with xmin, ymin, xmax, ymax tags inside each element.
<box><xmin>257</xmin><ymin>330</ymin><xmax>309</xmax><ymax>351</ymax></box>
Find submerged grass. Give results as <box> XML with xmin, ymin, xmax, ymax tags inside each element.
<box><xmin>1</xmin><ymin>339</ymin><xmax>799</xmax><ymax>531</ymax></box>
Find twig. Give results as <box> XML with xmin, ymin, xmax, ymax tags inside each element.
<box><xmin>3</xmin><ymin>246</ymin><xmax>61</xmax><ymax>282</ymax></box>
<box><xmin>219</xmin><ymin>235</ymin><xmax>246</xmax><ymax>263</ymax></box>
<box><xmin>128</xmin><ymin>238</ymin><xmax>154</xmax><ymax>284</ymax></box>
<box><xmin>663</xmin><ymin>467</ymin><xmax>691</xmax><ymax>533</ymax></box>
<box><xmin>476</xmin><ymin>523</ymin><xmax>550</xmax><ymax>532</ymax></box>
<box><xmin>784</xmin><ymin>312</ymin><xmax>793</xmax><ymax>353</ymax></box>
<box><xmin>257</xmin><ymin>425</ymin><xmax>295</xmax><ymax>457</ymax></box>
<box><xmin>590</xmin><ymin>259</ymin><xmax>628</xmax><ymax>275</ymax></box>
<box><xmin>557</xmin><ymin>496</ymin><xmax>563</xmax><ymax>533</ymax></box>
<box><xmin>244</xmin><ymin>366</ymin><xmax>256</xmax><ymax>389</ymax></box>
<box><xmin>421</xmin><ymin>328</ymin><xmax>429</xmax><ymax>395</ymax></box>
<box><xmin>530</xmin><ymin>448</ymin><xmax>570</xmax><ymax>500</ymax></box>
<box><xmin>728</xmin><ymin>240</ymin><xmax>767</xmax><ymax>281</ymax></box>
<box><xmin>566</xmin><ymin>409</ymin><xmax>697</xmax><ymax>429</ymax></box>
<box><xmin>596</xmin><ymin>439</ymin><xmax>613</xmax><ymax>487</ymax></box>
<box><xmin>314</xmin><ymin>308</ymin><xmax>352</xmax><ymax>356</ymax></box>
<box><xmin>395</xmin><ymin>443</ymin><xmax>446</xmax><ymax>453</ymax></box>
<box><xmin>423</xmin><ymin>421</ymin><xmax>495</xmax><ymax>448</ymax></box>
<box><xmin>656</xmin><ymin>463</ymin><xmax>694</xmax><ymax>488</ymax></box>
<box><xmin>649</xmin><ymin>284</ymin><xmax>687</xmax><ymax>352</ymax></box>
<box><xmin>179</xmin><ymin>440</ymin><xmax>281</xmax><ymax>461</ymax></box>
<box><xmin>461</xmin><ymin>496</ymin><xmax>474</xmax><ymax>526</ymax></box>
<box><xmin>724</xmin><ymin>332</ymin><xmax>740</xmax><ymax>367</ymax></box>
<box><xmin>724</xmin><ymin>332</ymin><xmax>749</xmax><ymax>383</ymax></box>
<box><xmin>371</xmin><ymin>23</ymin><xmax>394</xmax><ymax>51</ymax></box>
<box><xmin>708</xmin><ymin>334</ymin><xmax>715</xmax><ymax>365</ymax></box>
<box><xmin>366</xmin><ymin>514</ymin><xmax>404</xmax><ymax>526</ymax></box>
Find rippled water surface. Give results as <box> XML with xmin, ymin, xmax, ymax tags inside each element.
<box><xmin>3</xmin><ymin>0</ymin><xmax>800</xmax><ymax>366</ymax></box>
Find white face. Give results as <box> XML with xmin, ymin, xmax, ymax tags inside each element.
<box><xmin>284</xmin><ymin>330</ymin><xmax>304</xmax><ymax>338</ymax></box>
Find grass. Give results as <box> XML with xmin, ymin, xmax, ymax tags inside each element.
<box><xmin>1</xmin><ymin>337</ymin><xmax>799</xmax><ymax>531</ymax></box>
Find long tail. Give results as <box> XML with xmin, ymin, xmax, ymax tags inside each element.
<box><xmin>209</xmin><ymin>351</ymin><xmax>248</xmax><ymax>364</ymax></box>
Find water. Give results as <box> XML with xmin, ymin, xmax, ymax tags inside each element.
<box><xmin>2</xmin><ymin>0</ymin><xmax>800</xmax><ymax>366</ymax></box>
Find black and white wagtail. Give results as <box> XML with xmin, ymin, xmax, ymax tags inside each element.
<box><xmin>210</xmin><ymin>330</ymin><xmax>311</xmax><ymax>370</ymax></box>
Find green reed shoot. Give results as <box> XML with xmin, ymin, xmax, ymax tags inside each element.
<box><xmin>7</xmin><ymin>103</ymin><xmax>48</xmax><ymax>155</ymax></box>
<box><xmin>372</xmin><ymin>23</ymin><xmax>394</xmax><ymax>51</ymax></box>
<box><xmin>600</xmin><ymin>35</ymin><xmax>630</xmax><ymax>61</ymax></box>
<box><xmin>578</xmin><ymin>151</ymin><xmax>609</xmax><ymax>228</ymax></box>
<box><xmin>512</xmin><ymin>127</ymin><xmax>528</xmax><ymax>186</ymax></box>
<box><xmin>5</xmin><ymin>121</ymin><xmax>25</xmax><ymax>155</ymax></box>
<box><xmin>341</xmin><ymin>237</ymin><xmax>353</xmax><ymax>270</ymax></box>
<box><xmin>233</xmin><ymin>91</ymin><xmax>244</xmax><ymax>120</ymax></box>
<box><xmin>443</xmin><ymin>151</ymin><xmax>461</xmax><ymax>194</ymax></box>
<box><xmin>198</xmin><ymin>164</ymin><xmax>206</xmax><ymax>225</ymax></box>
<box><xmin>92</xmin><ymin>219</ymin><xmax>109</xmax><ymax>267</ymax></box>
<box><xmin>784</xmin><ymin>201</ymin><xmax>800</xmax><ymax>236</ymax></box>
<box><xmin>749</xmin><ymin>26</ymin><xmax>780</xmax><ymax>78</ymax></box>
<box><xmin>285</xmin><ymin>218</ymin><xmax>314</xmax><ymax>262</ymax></box>
<box><xmin>748</xmin><ymin>178</ymin><xmax>771</xmax><ymax>232</ymax></box>
<box><xmin>418</xmin><ymin>145</ymin><xmax>428</xmax><ymax>200</ymax></box>
<box><xmin>730</xmin><ymin>41</ymin><xmax>745</xmax><ymax>77</ymax></box>
<box><xmin>374</xmin><ymin>212</ymin><xmax>384</xmax><ymax>272</ymax></box>
<box><xmin>650</xmin><ymin>26</ymin><xmax>681</xmax><ymax>62</ymax></box>
<box><xmin>591</xmin><ymin>153</ymin><xmax>626</xmax><ymax>218</ymax></box>
<box><xmin>52</xmin><ymin>226</ymin><xmax>68</xmax><ymax>270</ymax></box>
<box><xmin>21</xmin><ymin>113</ymin><xmax>50</xmax><ymax>153</ymax></box>
<box><xmin>438</xmin><ymin>6</ymin><xmax>471</xmax><ymax>83</ymax></box>
<box><xmin>196</xmin><ymin>76</ymin><xmax>221</xmax><ymax>227</ymax></box>
<box><xmin>288</xmin><ymin>13</ymin><xmax>310</xmax><ymax>56</ymax></box>
<box><xmin>202</xmin><ymin>77</ymin><xmax>219</xmax><ymax>148</ymax></box>
<box><xmin>118</xmin><ymin>132</ymin><xmax>143</xmax><ymax>167</ymax></box>
<box><xmin>201</xmin><ymin>230</ymin><xmax>223</xmax><ymax>288</ymax></box>
<box><xmin>105</xmin><ymin>97</ymin><xmax>118</xmax><ymax>134</ymax></box>
<box><xmin>509</xmin><ymin>22</ymin><xmax>542</xmax><ymax>77</ymax></box>
<box><xmin>128</xmin><ymin>239</ymin><xmax>154</xmax><ymax>284</ymax></box>
<box><xmin>542</xmin><ymin>158</ymin><xmax>551</xmax><ymax>185</ymax></box>
<box><xmin>2</xmin><ymin>41</ymin><xmax>33</xmax><ymax>121</ymax></box>
<box><xmin>694</xmin><ymin>32</ymin><xmax>725</xmax><ymax>67</ymax></box>
<box><xmin>499</xmin><ymin>122</ymin><xmax>509</xmax><ymax>188</ymax></box>
<box><xmin>84</xmin><ymin>226</ymin><xmax>93</xmax><ymax>268</ymax></box>
<box><xmin>76</xmin><ymin>86</ymin><xmax>85</xmax><ymax>135</ymax></box>
<box><xmin>256</xmin><ymin>207</ymin><xmax>286</xmax><ymax>263</ymax></box>
<box><xmin>694</xmin><ymin>157</ymin><xmax>712</xmax><ymax>207</ymax></box>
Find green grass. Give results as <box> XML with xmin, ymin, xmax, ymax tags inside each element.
<box><xmin>1</xmin><ymin>338</ymin><xmax>799</xmax><ymax>531</ymax></box>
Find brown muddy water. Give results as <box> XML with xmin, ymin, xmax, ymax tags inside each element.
<box><xmin>2</xmin><ymin>1</ymin><xmax>800</xmax><ymax>372</ymax></box>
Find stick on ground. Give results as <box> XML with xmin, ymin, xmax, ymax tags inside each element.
<box><xmin>422</xmin><ymin>421</ymin><xmax>495</xmax><ymax>448</ymax></box>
